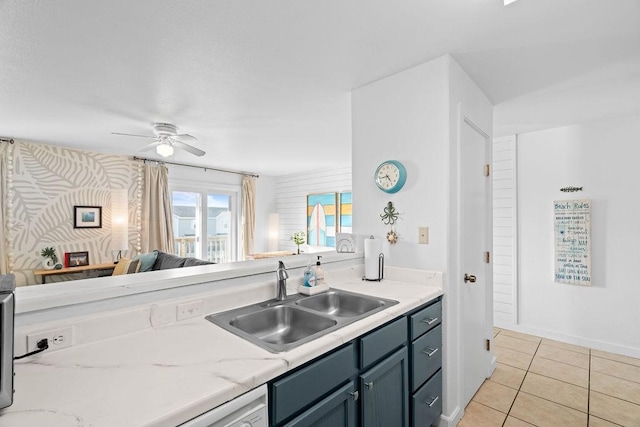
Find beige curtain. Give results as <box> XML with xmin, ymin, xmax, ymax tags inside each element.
<box><xmin>0</xmin><ymin>143</ymin><xmax>10</xmax><ymax>274</ymax></box>
<box><xmin>141</xmin><ymin>164</ymin><xmax>175</xmax><ymax>253</ymax></box>
<box><xmin>242</xmin><ymin>175</ymin><xmax>256</xmax><ymax>259</ymax></box>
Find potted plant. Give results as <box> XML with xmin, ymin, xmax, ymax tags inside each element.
<box><xmin>40</xmin><ymin>247</ymin><xmax>62</xmax><ymax>270</ymax></box>
<box><xmin>291</xmin><ymin>231</ymin><xmax>306</xmax><ymax>255</ymax></box>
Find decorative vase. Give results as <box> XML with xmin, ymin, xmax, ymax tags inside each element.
<box><xmin>41</xmin><ymin>258</ymin><xmax>56</xmax><ymax>270</ymax></box>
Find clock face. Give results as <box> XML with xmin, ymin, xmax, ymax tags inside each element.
<box><xmin>374</xmin><ymin>160</ymin><xmax>406</xmax><ymax>193</ymax></box>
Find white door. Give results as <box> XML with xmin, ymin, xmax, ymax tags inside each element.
<box><xmin>460</xmin><ymin>118</ymin><xmax>492</xmax><ymax>407</ymax></box>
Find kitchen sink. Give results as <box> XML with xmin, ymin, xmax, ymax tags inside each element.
<box><xmin>295</xmin><ymin>290</ymin><xmax>386</xmax><ymax>317</ymax></box>
<box><xmin>206</xmin><ymin>289</ymin><xmax>398</xmax><ymax>353</ymax></box>
<box><xmin>230</xmin><ymin>306</ymin><xmax>337</xmax><ymax>345</ymax></box>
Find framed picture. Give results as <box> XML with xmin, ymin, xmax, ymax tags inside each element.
<box><xmin>65</xmin><ymin>251</ymin><xmax>89</xmax><ymax>267</ymax></box>
<box><xmin>74</xmin><ymin>206</ymin><xmax>102</xmax><ymax>229</ymax></box>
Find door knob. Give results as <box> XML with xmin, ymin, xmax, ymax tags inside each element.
<box><xmin>464</xmin><ymin>273</ymin><xmax>477</xmax><ymax>283</ymax></box>
<box><xmin>365</xmin><ymin>381</ymin><xmax>374</xmax><ymax>390</ymax></box>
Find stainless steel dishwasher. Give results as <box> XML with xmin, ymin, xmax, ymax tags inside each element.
<box><xmin>180</xmin><ymin>384</ymin><xmax>268</xmax><ymax>427</ymax></box>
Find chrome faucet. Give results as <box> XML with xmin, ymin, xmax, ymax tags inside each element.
<box><xmin>276</xmin><ymin>261</ymin><xmax>289</xmax><ymax>301</ymax></box>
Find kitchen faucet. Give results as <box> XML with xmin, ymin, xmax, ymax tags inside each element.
<box><xmin>276</xmin><ymin>261</ymin><xmax>289</xmax><ymax>301</ymax></box>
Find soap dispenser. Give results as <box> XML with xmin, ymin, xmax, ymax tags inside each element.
<box><xmin>303</xmin><ymin>258</ymin><xmax>316</xmax><ymax>287</ymax></box>
<box><xmin>312</xmin><ymin>256</ymin><xmax>325</xmax><ymax>286</ymax></box>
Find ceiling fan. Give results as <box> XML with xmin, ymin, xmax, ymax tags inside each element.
<box><xmin>111</xmin><ymin>123</ymin><xmax>205</xmax><ymax>157</ymax></box>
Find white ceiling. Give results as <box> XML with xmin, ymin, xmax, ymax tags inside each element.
<box><xmin>1</xmin><ymin>0</ymin><xmax>639</xmax><ymax>175</ymax></box>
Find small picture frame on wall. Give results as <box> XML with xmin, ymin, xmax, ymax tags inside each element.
<box><xmin>65</xmin><ymin>251</ymin><xmax>89</xmax><ymax>267</ymax></box>
<box><xmin>74</xmin><ymin>206</ymin><xmax>102</xmax><ymax>229</ymax></box>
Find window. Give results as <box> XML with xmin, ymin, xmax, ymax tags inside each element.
<box><xmin>171</xmin><ymin>189</ymin><xmax>239</xmax><ymax>263</ymax></box>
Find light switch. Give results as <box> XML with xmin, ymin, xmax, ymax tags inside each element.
<box><xmin>418</xmin><ymin>227</ymin><xmax>429</xmax><ymax>244</ymax></box>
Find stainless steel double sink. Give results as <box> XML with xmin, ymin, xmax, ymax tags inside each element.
<box><xmin>205</xmin><ymin>289</ymin><xmax>398</xmax><ymax>353</ymax></box>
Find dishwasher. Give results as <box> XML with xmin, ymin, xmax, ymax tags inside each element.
<box><xmin>180</xmin><ymin>384</ymin><xmax>268</xmax><ymax>427</ymax></box>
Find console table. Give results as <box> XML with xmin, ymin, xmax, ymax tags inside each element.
<box><xmin>34</xmin><ymin>263</ymin><xmax>116</xmax><ymax>284</ymax></box>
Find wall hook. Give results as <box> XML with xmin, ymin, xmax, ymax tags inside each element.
<box><xmin>560</xmin><ymin>186</ymin><xmax>583</xmax><ymax>193</ymax></box>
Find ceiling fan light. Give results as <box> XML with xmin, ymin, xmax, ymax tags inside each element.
<box><xmin>156</xmin><ymin>143</ymin><xmax>174</xmax><ymax>157</ymax></box>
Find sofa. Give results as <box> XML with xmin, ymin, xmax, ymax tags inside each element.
<box><xmin>112</xmin><ymin>250</ymin><xmax>214</xmax><ymax>276</ymax></box>
<box><xmin>150</xmin><ymin>250</ymin><xmax>215</xmax><ymax>270</ymax></box>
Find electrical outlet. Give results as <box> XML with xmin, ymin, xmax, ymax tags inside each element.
<box><xmin>418</xmin><ymin>227</ymin><xmax>429</xmax><ymax>244</ymax></box>
<box><xmin>27</xmin><ymin>326</ymin><xmax>74</xmax><ymax>352</ymax></box>
<box><xmin>177</xmin><ymin>300</ymin><xmax>203</xmax><ymax>321</ymax></box>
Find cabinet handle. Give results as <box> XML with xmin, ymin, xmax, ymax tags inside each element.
<box><xmin>349</xmin><ymin>391</ymin><xmax>359</xmax><ymax>401</ymax></box>
<box><xmin>421</xmin><ymin>317</ymin><xmax>438</xmax><ymax>325</ymax></box>
<box><xmin>365</xmin><ymin>381</ymin><xmax>374</xmax><ymax>390</ymax></box>
<box><xmin>422</xmin><ymin>347</ymin><xmax>439</xmax><ymax>357</ymax></box>
<box><xmin>424</xmin><ymin>395</ymin><xmax>439</xmax><ymax>407</ymax></box>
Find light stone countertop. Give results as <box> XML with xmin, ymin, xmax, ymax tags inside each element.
<box><xmin>0</xmin><ymin>268</ymin><xmax>443</xmax><ymax>427</ymax></box>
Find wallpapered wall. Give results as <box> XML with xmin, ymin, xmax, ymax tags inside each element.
<box><xmin>7</xmin><ymin>141</ymin><xmax>141</xmax><ymax>286</ymax></box>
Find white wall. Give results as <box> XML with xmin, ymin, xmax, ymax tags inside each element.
<box><xmin>516</xmin><ymin>114</ymin><xmax>640</xmax><ymax>357</ymax></box>
<box><xmin>275</xmin><ymin>167</ymin><xmax>351</xmax><ymax>253</ymax></box>
<box><xmin>352</xmin><ymin>55</ymin><xmax>493</xmax><ymax>427</ymax></box>
<box><xmin>352</xmin><ymin>56</ymin><xmax>450</xmax><ymax>271</ymax></box>
<box><xmin>254</xmin><ymin>175</ymin><xmax>277</xmax><ymax>253</ymax></box>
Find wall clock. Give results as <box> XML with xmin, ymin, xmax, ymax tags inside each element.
<box><xmin>374</xmin><ymin>160</ymin><xmax>407</xmax><ymax>193</ymax></box>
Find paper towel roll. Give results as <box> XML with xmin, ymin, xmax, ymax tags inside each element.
<box><xmin>364</xmin><ymin>238</ymin><xmax>383</xmax><ymax>280</ymax></box>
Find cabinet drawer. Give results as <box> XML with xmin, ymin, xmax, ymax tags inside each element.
<box><xmin>271</xmin><ymin>343</ymin><xmax>356</xmax><ymax>425</ymax></box>
<box><xmin>409</xmin><ymin>300</ymin><xmax>441</xmax><ymax>340</ymax></box>
<box><xmin>411</xmin><ymin>324</ymin><xmax>442</xmax><ymax>392</ymax></box>
<box><xmin>411</xmin><ymin>370</ymin><xmax>442</xmax><ymax>427</ymax></box>
<box><xmin>359</xmin><ymin>317</ymin><xmax>408</xmax><ymax>369</ymax></box>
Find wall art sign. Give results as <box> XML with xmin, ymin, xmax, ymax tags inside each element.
<box><xmin>554</xmin><ymin>199</ymin><xmax>591</xmax><ymax>286</ymax></box>
<box><xmin>307</xmin><ymin>193</ymin><xmax>337</xmax><ymax>248</ymax></box>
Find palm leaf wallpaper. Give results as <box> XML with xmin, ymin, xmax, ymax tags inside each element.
<box><xmin>7</xmin><ymin>141</ymin><xmax>140</xmax><ymax>286</ymax></box>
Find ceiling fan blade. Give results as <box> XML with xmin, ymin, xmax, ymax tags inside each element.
<box><xmin>171</xmin><ymin>139</ymin><xmax>206</xmax><ymax>157</ymax></box>
<box><xmin>138</xmin><ymin>141</ymin><xmax>162</xmax><ymax>152</ymax></box>
<box><xmin>173</xmin><ymin>133</ymin><xmax>197</xmax><ymax>141</ymax></box>
<box><xmin>112</xmin><ymin>132</ymin><xmax>157</xmax><ymax>139</ymax></box>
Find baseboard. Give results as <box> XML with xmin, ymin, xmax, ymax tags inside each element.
<box><xmin>500</xmin><ymin>324</ymin><xmax>640</xmax><ymax>359</ymax></box>
<box><xmin>438</xmin><ymin>406</ymin><xmax>462</xmax><ymax>427</ymax></box>
<box><xmin>493</xmin><ymin>313</ymin><xmax>514</xmax><ymax>329</ymax></box>
<box><xmin>488</xmin><ymin>353</ymin><xmax>497</xmax><ymax>378</ymax></box>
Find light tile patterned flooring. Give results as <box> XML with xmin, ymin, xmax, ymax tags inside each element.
<box><xmin>458</xmin><ymin>328</ymin><xmax>640</xmax><ymax>427</ymax></box>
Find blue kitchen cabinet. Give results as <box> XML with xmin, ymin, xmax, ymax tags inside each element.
<box><xmin>283</xmin><ymin>381</ymin><xmax>357</xmax><ymax>427</ymax></box>
<box><xmin>271</xmin><ymin>344</ymin><xmax>356</xmax><ymax>425</ymax></box>
<box><xmin>269</xmin><ymin>297</ymin><xmax>442</xmax><ymax>427</ymax></box>
<box><xmin>360</xmin><ymin>346</ymin><xmax>409</xmax><ymax>427</ymax></box>
<box><xmin>408</xmin><ymin>299</ymin><xmax>442</xmax><ymax>427</ymax></box>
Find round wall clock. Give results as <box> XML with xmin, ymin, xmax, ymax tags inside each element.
<box><xmin>374</xmin><ymin>160</ymin><xmax>407</xmax><ymax>193</ymax></box>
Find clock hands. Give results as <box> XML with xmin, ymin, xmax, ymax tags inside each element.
<box><xmin>379</xmin><ymin>174</ymin><xmax>392</xmax><ymax>183</ymax></box>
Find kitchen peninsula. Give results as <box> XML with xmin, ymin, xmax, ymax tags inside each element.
<box><xmin>1</xmin><ymin>259</ymin><xmax>442</xmax><ymax>426</ymax></box>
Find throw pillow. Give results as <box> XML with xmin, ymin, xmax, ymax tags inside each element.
<box><xmin>126</xmin><ymin>259</ymin><xmax>140</xmax><ymax>274</ymax></box>
<box><xmin>183</xmin><ymin>258</ymin><xmax>214</xmax><ymax>267</ymax></box>
<box><xmin>152</xmin><ymin>251</ymin><xmax>187</xmax><ymax>270</ymax></box>
<box><xmin>132</xmin><ymin>251</ymin><xmax>158</xmax><ymax>272</ymax></box>
<box><xmin>112</xmin><ymin>258</ymin><xmax>131</xmax><ymax>276</ymax></box>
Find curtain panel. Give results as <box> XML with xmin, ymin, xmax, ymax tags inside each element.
<box><xmin>141</xmin><ymin>164</ymin><xmax>175</xmax><ymax>253</ymax></box>
<box><xmin>241</xmin><ymin>175</ymin><xmax>256</xmax><ymax>259</ymax></box>
<box><xmin>0</xmin><ymin>143</ymin><xmax>10</xmax><ymax>274</ymax></box>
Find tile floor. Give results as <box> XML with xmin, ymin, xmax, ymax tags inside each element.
<box><xmin>458</xmin><ymin>328</ymin><xmax>640</xmax><ymax>427</ymax></box>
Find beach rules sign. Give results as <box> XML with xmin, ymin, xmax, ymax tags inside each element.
<box><xmin>554</xmin><ymin>199</ymin><xmax>592</xmax><ymax>286</ymax></box>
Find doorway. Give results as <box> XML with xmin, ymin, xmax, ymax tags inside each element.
<box><xmin>459</xmin><ymin>117</ymin><xmax>493</xmax><ymax>407</ymax></box>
